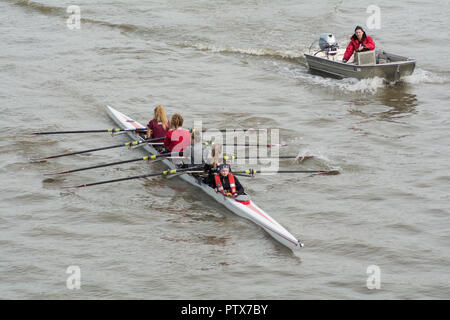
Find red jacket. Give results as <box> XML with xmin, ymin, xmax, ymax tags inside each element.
<box><xmin>215</xmin><ymin>172</ymin><xmax>237</xmax><ymax>195</ymax></box>
<box><xmin>163</xmin><ymin>128</ymin><xmax>191</xmax><ymax>153</ymax></box>
<box><xmin>343</xmin><ymin>33</ymin><xmax>375</xmax><ymax>61</ymax></box>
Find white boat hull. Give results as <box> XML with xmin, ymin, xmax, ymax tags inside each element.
<box><xmin>106</xmin><ymin>105</ymin><xmax>303</xmax><ymax>250</ymax></box>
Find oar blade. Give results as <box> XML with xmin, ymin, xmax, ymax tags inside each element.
<box><xmin>318</xmin><ymin>169</ymin><xmax>340</xmax><ymax>175</ymax></box>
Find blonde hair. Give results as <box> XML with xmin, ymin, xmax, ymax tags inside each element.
<box><xmin>153</xmin><ymin>105</ymin><xmax>169</xmax><ymax>130</ymax></box>
<box><xmin>171</xmin><ymin>113</ymin><xmax>184</xmax><ymax>129</ymax></box>
<box><xmin>211</xmin><ymin>144</ymin><xmax>223</xmax><ymax>170</ymax></box>
<box><xmin>191</xmin><ymin>129</ymin><xmax>202</xmax><ymax>144</ymax></box>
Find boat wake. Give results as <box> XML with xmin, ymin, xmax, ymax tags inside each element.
<box><xmin>402</xmin><ymin>68</ymin><xmax>448</xmax><ymax>85</ymax></box>
<box><xmin>278</xmin><ymin>62</ymin><xmax>447</xmax><ymax>94</ymax></box>
<box><xmin>277</xmin><ymin>63</ymin><xmax>386</xmax><ymax>94</ymax></box>
<box><xmin>182</xmin><ymin>42</ymin><xmax>306</xmax><ymax>62</ymax></box>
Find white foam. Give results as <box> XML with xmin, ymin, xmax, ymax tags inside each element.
<box><xmin>403</xmin><ymin>68</ymin><xmax>447</xmax><ymax>84</ymax></box>
<box><xmin>187</xmin><ymin>43</ymin><xmax>303</xmax><ymax>59</ymax></box>
<box><xmin>280</xmin><ymin>65</ymin><xmax>386</xmax><ymax>94</ymax></box>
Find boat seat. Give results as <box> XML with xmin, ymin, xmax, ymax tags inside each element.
<box><xmin>355</xmin><ymin>50</ymin><xmax>376</xmax><ymax>66</ymax></box>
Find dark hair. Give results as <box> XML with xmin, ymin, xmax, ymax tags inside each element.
<box><xmin>355</xmin><ymin>25</ymin><xmax>365</xmax><ymax>32</ymax></box>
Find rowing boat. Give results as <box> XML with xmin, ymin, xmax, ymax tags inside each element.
<box><xmin>106</xmin><ymin>105</ymin><xmax>303</xmax><ymax>250</ymax></box>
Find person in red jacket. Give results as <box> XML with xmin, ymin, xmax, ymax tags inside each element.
<box><xmin>163</xmin><ymin>113</ymin><xmax>191</xmax><ymax>155</ymax></box>
<box><xmin>342</xmin><ymin>26</ymin><xmax>375</xmax><ymax>63</ymax></box>
<box><xmin>214</xmin><ymin>164</ymin><xmax>245</xmax><ymax>197</ymax></box>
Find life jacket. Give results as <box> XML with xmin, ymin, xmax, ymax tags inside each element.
<box><xmin>215</xmin><ymin>173</ymin><xmax>236</xmax><ymax>195</ymax></box>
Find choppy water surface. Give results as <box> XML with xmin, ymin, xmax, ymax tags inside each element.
<box><xmin>1</xmin><ymin>0</ymin><xmax>449</xmax><ymax>299</ymax></box>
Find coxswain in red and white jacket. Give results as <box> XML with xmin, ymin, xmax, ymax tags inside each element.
<box><xmin>214</xmin><ymin>165</ymin><xmax>244</xmax><ymax>196</ymax></box>
<box><xmin>343</xmin><ymin>30</ymin><xmax>375</xmax><ymax>62</ymax></box>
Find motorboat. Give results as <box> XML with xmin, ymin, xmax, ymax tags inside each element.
<box><xmin>304</xmin><ymin>33</ymin><xmax>416</xmax><ymax>83</ymax></box>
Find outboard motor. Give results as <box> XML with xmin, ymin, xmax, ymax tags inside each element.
<box><xmin>319</xmin><ymin>33</ymin><xmax>339</xmax><ymax>55</ymax></box>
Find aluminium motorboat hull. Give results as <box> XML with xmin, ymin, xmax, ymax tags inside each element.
<box><xmin>304</xmin><ymin>50</ymin><xmax>416</xmax><ymax>83</ymax></box>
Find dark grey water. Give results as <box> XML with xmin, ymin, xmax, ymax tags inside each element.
<box><xmin>1</xmin><ymin>0</ymin><xmax>449</xmax><ymax>299</ymax></box>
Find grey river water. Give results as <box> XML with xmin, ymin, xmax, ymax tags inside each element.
<box><xmin>0</xmin><ymin>0</ymin><xmax>449</xmax><ymax>299</ymax></box>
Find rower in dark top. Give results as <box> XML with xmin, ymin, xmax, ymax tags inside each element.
<box><xmin>214</xmin><ymin>164</ymin><xmax>245</xmax><ymax>197</ymax></box>
<box><xmin>203</xmin><ymin>143</ymin><xmax>222</xmax><ymax>185</ymax></box>
<box><xmin>146</xmin><ymin>105</ymin><xmax>170</xmax><ymax>139</ymax></box>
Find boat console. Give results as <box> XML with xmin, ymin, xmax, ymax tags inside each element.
<box><xmin>355</xmin><ymin>51</ymin><xmax>376</xmax><ymax>66</ymax></box>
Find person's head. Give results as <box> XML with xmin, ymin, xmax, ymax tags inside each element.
<box><xmin>171</xmin><ymin>113</ymin><xmax>184</xmax><ymax>129</ymax></box>
<box><xmin>354</xmin><ymin>26</ymin><xmax>365</xmax><ymax>40</ymax></box>
<box><xmin>211</xmin><ymin>144</ymin><xmax>223</xmax><ymax>169</ymax></box>
<box><xmin>218</xmin><ymin>164</ymin><xmax>230</xmax><ymax>177</ymax></box>
<box><xmin>153</xmin><ymin>105</ymin><xmax>169</xmax><ymax>130</ymax></box>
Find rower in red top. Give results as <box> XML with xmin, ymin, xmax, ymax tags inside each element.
<box><xmin>214</xmin><ymin>164</ymin><xmax>245</xmax><ymax>198</ymax></box>
<box><xmin>146</xmin><ymin>105</ymin><xmax>170</xmax><ymax>139</ymax></box>
<box><xmin>164</xmin><ymin>113</ymin><xmax>191</xmax><ymax>155</ymax></box>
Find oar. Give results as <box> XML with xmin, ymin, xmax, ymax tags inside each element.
<box><xmin>203</xmin><ymin>141</ymin><xmax>287</xmax><ymax>147</ymax></box>
<box><xmin>223</xmin><ymin>155</ymin><xmax>314</xmax><ymax>161</ymax></box>
<box><xmin>62</xmin><ymin>166</ymin><xmax>204</xmax><ymax>189</ymax></box>
<box><xmin>190</xmin><ymin>128</ymin><xmax>269</xmax><ymax>133</ymax></box>
<box><xmin>44</xmin><ymin>152</ymin><xmax>177</xmax><ymax>175</ymax></box>
<box><xmin>233</xmin><ymin>169</ymin><xmax>340</xmax><ymax>176</ymax></box>
<box><xmin>30</xmin><ymin>137</ymin><xmax>164</xmax><ymax>161</ymax></box>
<box><xmin>31</xmin><ymin>128</ymin><xmax>147</xmax><ymax>135</ymax></box>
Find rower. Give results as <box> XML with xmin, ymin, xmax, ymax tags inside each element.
<box><xmin>163</xmin><ymin>113</ymin><xmax>191</xmax><ymax>156</ymax></box>
<box><xmin>182</xmin><ymin>130</ymin><xmax>209</xmax><ymax>168</ymax></box>
<box><xmin>203</xmin><ymin>143</ymin><xmax>222</xmax><ymax>185</ymax></box>
<box><xmin>213</xmin><ymin>163</ymin><xmax>245</xmax><ymax>197</ymax></box>
<box><xmin>146</xmin><ymin>105</ymin><xmax>170</xmax><ymax>140</ymax></box>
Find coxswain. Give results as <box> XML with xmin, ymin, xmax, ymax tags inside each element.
<box><xmin>342</xmin><ymin>26</ymin><xmax>375</xmax><ymax>63</ymax></box>
<box><xmin>163</xmin><ymin>113</ymin><xmax>191</xmax><ymax>155</ymax></box>
<box><xmin>146</xmin><ymin>105</ymin><xmax>170</xmax><ymax>139</ymax></box>
<box><xmin>214</xmin><ymin>164</ymin><xmax>245</xmax><ymax>197</ymax></box>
